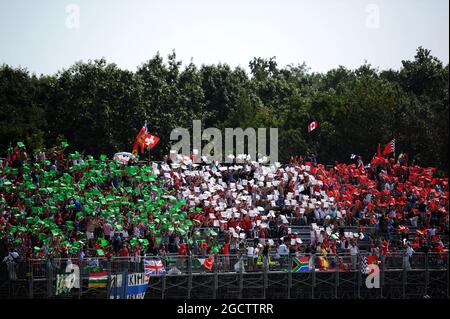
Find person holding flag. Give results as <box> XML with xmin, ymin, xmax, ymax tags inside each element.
<box><xmin>397</xmin><ymin>151</ymin><xmax>408</xmax><ymax>166</ymax></box>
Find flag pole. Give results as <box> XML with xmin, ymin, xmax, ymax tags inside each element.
<box><xmin>393</xmin><ymin>132</ymin><xmax>396</xmax><ymax>161</ymax></box>
<box><xmin>145</xmin><ymin>112</ymin><xmax>150</xmax><ymax>164</ymax></box>
<box><xmin>144</xmin><ymin>110</ymin><xmax>148</xmax><ymax>132</ymax></box>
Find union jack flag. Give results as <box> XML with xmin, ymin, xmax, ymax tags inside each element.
<box><xmin>144</xmin><ymin>259</ymin><xmax>166</xmax><ymax>279</ymax></box>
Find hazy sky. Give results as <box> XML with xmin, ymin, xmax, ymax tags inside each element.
<box><xmin>0</xmin><ymin>0</ymin><xmax>448</xmax><ymax>75</ymax></box>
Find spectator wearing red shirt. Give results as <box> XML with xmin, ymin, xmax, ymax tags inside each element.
<box><xmin>258</xmin><ymin>227</ymin><xmax>268</xmax><ymax>244</ymax></box>
<box><xmin>221</xmin><ymin>242</ymin><xmax>230</xmax><ymax>256</ymax></box>
<box><xmin>228</xmin><ymin>218</ymin><xmax>239</xmax><ymax>230</ymax></box>
<box><xmin>178</xmin><ymin>243</ymin><xmax>187</xmax><ymax>256</ymax></box>
<box><xmin>119</xmin><ymin>245</ymin><xmax>129</xmax><ymax>257</ymax></box>
<box><xmin>330</xmin><ymin>241</ymin><xmax>337</xmax><ymax>255</ymax></box>
<box><xmin>118</xmin><ymin>244</ymin><xmax>129</xmax><ymax>271</ymax></box>
<box><xmin>177</xmin><ymin>242</ymin><xmax>188</xmax><ymax>270</ymax></box>
<box><xmin>221</xmin><ymin>242</ymin><xmax>230</xmax><ymax>270</ymax></box>
<box><xmin>199</xmin><ymin>241</ymin><xmax>208</xmax><ymax>257</ymax></box>
<box><xmin>241</xmin><ymin>215</ymin><xmax>253</xmax><ymax>238</ymax></box>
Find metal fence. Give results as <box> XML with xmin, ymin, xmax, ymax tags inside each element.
<box><xmin>1</xmin><ymin>252</ymin><xmax>448</xmax><ymax>299</ymax></box>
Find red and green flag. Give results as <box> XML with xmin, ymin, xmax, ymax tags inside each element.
<box><xmin>194</xmin><ymin>256</ymin><xmax>214</xmax><ymax>270</ymax></box>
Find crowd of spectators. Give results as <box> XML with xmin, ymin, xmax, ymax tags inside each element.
<box><xmin>1</xmin><ymin>144</ymin><xmax>448</xmax><ymax>270</ymax></box>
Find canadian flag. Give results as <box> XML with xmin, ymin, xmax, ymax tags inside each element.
<box><xmin>308</xmin><ymin>120</ymin><xmax>318</xmax><ymax>133</ymax></box>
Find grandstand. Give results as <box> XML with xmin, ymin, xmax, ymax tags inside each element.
<box><xmin>0</xmin><ymin>146</ymin><xmax>448</xmax><ymax>299</ymax></box>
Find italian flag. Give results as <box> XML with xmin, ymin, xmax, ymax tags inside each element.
<box><xmin>88</xmin><ymin>272</ymin><xmax>108</xmax><ymax>288</ymax></box>
<box><xmin>194</xmin><ymin>257</ymin><xmax>214</xmax><ymax>270</ymax></box>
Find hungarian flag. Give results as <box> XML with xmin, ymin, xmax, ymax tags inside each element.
<box><xmin>88</xmin><ymin>272</ymin><xmax>108</xmax><ymax>288</ymax></box>
<box><xmin>132</xmin><ymin>126</ymin><xmax>160</xmax><ymax>155</ymax></box>
<box><xmin>382</xmin><ymin>139</ymin><xmax>395</xmax><ymax>156</ymax></box>
<box><xmin>308</xmin><ymin>120</ymin><xmax>318</xmax><ymax>133</ymax></box>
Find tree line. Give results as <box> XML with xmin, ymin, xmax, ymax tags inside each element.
<box><xmin>0</xmin><ymin>47</ymin><xmax>448</xmax><ymax>173</ymax></box>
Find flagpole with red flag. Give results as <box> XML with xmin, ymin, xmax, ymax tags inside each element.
<box><xmin>145</xmin><ymin>112</ymin><xmax>150</xmax><ymax>163</ymax></box>
<box><xmin>132</xmin><ymin>111</ymin><xmax>160</xmax><ymax>160</ymax></box>
<box><xmin>307</xmin><ymin>120</ymin><xmax>318</xmax><ymax>154</ymax></box>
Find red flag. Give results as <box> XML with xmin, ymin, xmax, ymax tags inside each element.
<box><xmin>132</xmin><ymin>127</ymin><xmax>147</xmax><ymax>155</ymax></box>
<box><xmin>367</xmin><ymin>255</ymin><xmax>378</xmax><ymax>265</ymax></box>
<box><xmin>203</xmin><ymin>256</ymin><xmax>214</xmax><ymax>270</ymax></box>
<box><xmin>370</xmin><ymin>144</ymin><xmax>384</xmax><ymax>167</ymax></box>
<box><xmin>132</xmin><ymin>126</ymin><xmax>160</xmax><ymax>155</ymax></box>
<box><xmin>308</xmin><ymin>120</ymin><xmax>318</xmax><ymax>133</ymax></box>
<box><xmin>142</xmin><ymin>133</ymin><xmax>160</xmax><ymax>150</ymax></box>
<box><xmin>382</xmin><ymin>139</ymin><xmax>395</xmax><ymax>155</ymax></box>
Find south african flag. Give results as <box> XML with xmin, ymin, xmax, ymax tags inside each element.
<box><xmin>292</xmin><ymin>257</ymin><xmax>310</xmax><ymax>272</ymax></box>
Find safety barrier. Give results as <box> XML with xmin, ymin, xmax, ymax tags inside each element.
<box><xmin>1</xmin><ymin>252</ymin><xmax>447</xmax><ymax>299</ymax></box>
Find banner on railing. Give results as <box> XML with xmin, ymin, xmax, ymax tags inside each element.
<box><xmin>109</xmin><ymin>272</ymin><xmax>149</xmax><ymax>299</ymax></box>
<box><xmin>56</xmin><ymin>273</ymin><xmax>76</xmax><ymax>295</ymax></box>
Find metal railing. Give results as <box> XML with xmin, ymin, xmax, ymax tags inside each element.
<box><xmin>1</xmin><ymin>252</ymin><xmax>447</xmax><ymax>299</ymax></box>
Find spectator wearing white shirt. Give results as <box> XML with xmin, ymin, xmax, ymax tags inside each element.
<box><xmin>319</xmin><ymin>208</ymin><xmax>327</xmax><ymax>220</ymax></box>
<box><xmin>314</xmin><ymin>209</ymin><xmax>321</xmax><ymax>221</ymax></box>
<box><xmin>317</xmin><ymin>231</ymin><xmax>324</xmax><ymax>244</ymax></box>
<box><xmin>277</xmin><ymin>243</ymin><xmax>289</xmax><ymax>256</ymax></box>
<box><xmin>310</xmin><ymin>229</ymin><xmax>317</xmax><ymax>246</ymax></box>
<box><xmin>404</xmin><ymin>243</ymin><xmax>414</xmax><ymax>270</ymax></box>
<box><xmin>103</xmin><ymin>222</ymin><xmax>111</xmax><ymax>239</ymax></box>
<box><xmin>348</xmin><ymin>239</ymin><xmax>359</xmax><ymax>270</ymax></box>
